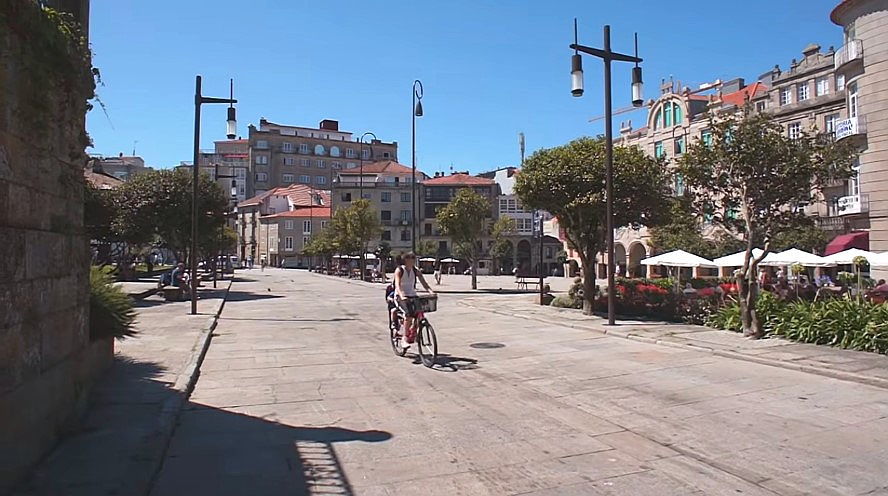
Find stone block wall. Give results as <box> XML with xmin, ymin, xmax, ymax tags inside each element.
<box><xmin>0</xmin><ymin>2</ymin><xmax>110</xmax><ymax>492</ymax></box>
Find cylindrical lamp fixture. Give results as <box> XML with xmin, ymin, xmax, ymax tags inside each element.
<box><xmin>226</xmin><ymin>106</ymin><xmax>237</xmax><ymax>139</ymax></box>
<box><xmin>631</xmin><ymin>66</ymin><xmax>644</xmax><ymax>107</ymax></box>
<box><xmin>571</xmin><ymin>54</ymin><xmax>584</xmax><ymax>97</ymax></box>
<box><xmin>414</xmin><ymin>100</ymin><xmax>423</xmax><ymax>117</ymax></box>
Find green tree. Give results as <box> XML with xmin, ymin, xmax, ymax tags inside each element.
<box><xmin>769</xmin><ymin>218</ymin><xmax>830</xmax><ymax>254</ymax></box>
<box><xmin>490</xmin><ymin>216</ymin><xmax>516</xmax><ymax>275</ymax></box>
<box><xmin>436</xmin><ymin>188</ymin><xmax>491</xmax><ymax>289</ymax></box>
<box><xmin>679</xmin><ymin>108</ymin><xmax>857</xmax><ymax>337</ymax></box>
<box><xmin>649</xmin><ymin>194</ymin><xmax>744</xmax><ymax>260</ymax></box>
<box><xmin>327</xmin><ymin>199</ymin><xmax>381</xmax><ymax>278</ymax></box>
<box><xmin>515</xmin><ymin>137</ymin><xmax>671</xmax><ymax>314</ymax></box>
<box><xmin>415</xmin><ymin>239</ymin><xmax>437</xmax><ymax>258</ymax></box>
<box><xmin>112</xmin><ymin>169</ymin><xmax>229</xmax><ymax>263</ymax></box>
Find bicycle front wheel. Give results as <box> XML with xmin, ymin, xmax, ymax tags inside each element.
<box><xmin>390</xmin><ymin>318</ymin><xmax>407</xmax><ymax>357</ymax></box>
<box><xmin>417</xmin><ymin>319</ymin><xmax>437</xmax><ymax>368</ymax></box>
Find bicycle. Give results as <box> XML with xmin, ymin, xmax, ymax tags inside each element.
<box><xmin>389</xmin><ymin>294</ymin><xmax>438</xmax><ymax>368</ymax></box>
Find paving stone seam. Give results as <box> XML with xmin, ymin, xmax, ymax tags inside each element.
<box><xmin>459</xmin><ymin>299</ymin><xmax>888</xmax><ymax>392</ymax></box>
<box><xmin>143</xmin><ymin>280</ymin><xmax>233</xmax><ymax>496</ymax></box>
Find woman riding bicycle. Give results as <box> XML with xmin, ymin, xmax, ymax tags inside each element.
<box><xmin>394</xmin><ymin>252</ymin><xmax>435</xmax><ymax>350</ymax></box>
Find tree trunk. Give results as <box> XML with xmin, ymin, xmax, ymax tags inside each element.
<box><xmin>737</xmin><ymin>273</ymin><xmax>763</xmax><ymax>338</ymax></box>
<box><xmin>581</xmin><ymin>258</ymin><xmax>596</xmax><ymax>315</ymax></box>
<box><xmin>471</xmin><ymin>259</ymin><xmax>478</xmax><ymax>290</ymax></box>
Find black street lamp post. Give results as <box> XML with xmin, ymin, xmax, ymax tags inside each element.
<box><xmin>358</xmin><ymin>132</ymin><xmax>376</xmax><ymax>281</ymax></box>
<box><xmin>412</xmin><ymin>80</ymin><xmax>424</xmax><ymax>254</ymax></box>
<box><xmin>569</xmin><ymin>20</ymin><xmax>643</xmax><ymax>326</ymax></box>
<box><xmin>191</xmin><ymin>76</ymin><xmax>237</xmax><ymax>315</ymax></box>
<box><xmin>213</xmin><ymin>163</ymin><xmax>237</xmax><ymax>289</ymax></box>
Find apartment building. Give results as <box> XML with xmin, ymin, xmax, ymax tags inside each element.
<box><xmin>332</xmin><ymin>160</ymin><xmax>426</xmax><ymax>253</ymax></box>
<box><xmin>236</xmin><ymin>184</ymin><xmax>330</xmax><ymax>264</ymax></box>
<box><xmin>247</xmin><ymin>118</ymin><xmax>398</xmax><ymax>197</ymax></box>
<box><xmin>88</xmin><ymin>153</ymin><xmax>151</xmax><ymax>181</ymax></box>
<box><xmin>831</xmin><ymin>0</ymin><xmax>888</xmax><ymax>258</ymax></box>
<box><xmin>258</xmin><ymin>206</ymin><xmax>330</xmax><ymax>268</ymax></box>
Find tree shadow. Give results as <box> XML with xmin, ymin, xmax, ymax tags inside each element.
<box><xmin>220</xmin><ymin>317</ymin><xmax>357</xmax><ymax>323</ymax></box>
<box><xmin>222</xmin><ymin>291</ymin><xmax>286</xmax><ymax>302</ymax></box>
<box><xmin>15</xmin><ymin>357</ymin><xmax>392</xmax><ymax>496</ymax></box>
<box><xmin>409</xmin><ymin>353</ymin><xmax>479</xmax><ymax>373</ymax></box>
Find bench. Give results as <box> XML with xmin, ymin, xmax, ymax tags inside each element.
<box><xmin>161</xmin><ymin>286</ymin><xmax>186</xmax><ymax>302</ymax></box>
<box><xmin>516</xmin><ymin>276</ymin><xmax>546</xmax><ymax>290</ymax></box>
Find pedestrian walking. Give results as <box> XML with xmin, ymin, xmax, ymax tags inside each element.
<box><xmin>434</xmin><ymin>262</ymin><xmax>442</xmax><ymax>285</ymax></box>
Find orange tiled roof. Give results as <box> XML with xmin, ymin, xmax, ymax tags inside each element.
<box><xmin>721</xmin><ymin>82</ymin><xmax>769</xmax><ymax>107</ymax></box>
<box><xmin>423</xmin><ymin>173</ymin><xmax>495</xmax><ymax>186</ymax></box>
<box><xmin>338</xmin><ymin>160</ymin><xmax>425</xmax><ymax>177</ymax></box>
<box><xmin>262</xmin><ymin>206</ymin><xmax>331</xmax><ymax>219</ymax></box>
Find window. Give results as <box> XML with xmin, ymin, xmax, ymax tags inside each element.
<box><xmin>400</xmin><ymin>210</ymin><xmax>412</xmax><ymax>221</ymax></box>
<box><xmin>382</xmin><ymin>230</ymin><xmax>391</xmax><ymax>241</ymax></box>
<box><xmin>284</xmin><ymin>157</ymin><xmax>295</xmax><ymax>166</ymax></box>
<box><xmin>255</xmin><ymin>140</ymin><xmax>268</xmax><ymax>149</ymax></box>
<box><xmin>284</xmin><ymin>236</ymin><xmax>294</xmax><ymax>250</ymax></box>
<box><xmin>654</xmin><ymin>141</ymin><xmax>665</xmax><ymax>159</ymax></box>
<box><xmin>282</xmin><ymin>142</ymin><xmax>294</xmax><ymax>153</ymax></box>
<box><xmin>255</xmin><ymin>172</ymin><xmax>268</xmax><ymax>182</ymax></box>
<box><xmin>302</xmin><ymin>237</ymin><xmax>309</xmax><ymax>248</ymax></box>
<box><xmin>315</xmin><ymin>176</ymin><xmax>327</xmax><ymax>185</ymax></box>
<box><xmin>341</xmin><ymin>192</ymin><xmax>352</xmax><ymax>202</ymax></box>
<box><xmin>516</xmin><ymin>218</ymin><xmax>532</xmax><ymax>233</ymax></box>
<box><xmin>361</xmin><ymin>192</ymin><xmax>372</xmax><ymax>200</ymax></box>
<box><xmin>848</xmin><ymin>159</ymin><xmax>861</xmax><ymax>196</ymax></box>
<box><xmin>316</xmin><ymin>159</ymin><xmax>325</xmax><ymax>168</ymax></box>
<box><xmin>674</xmin><ymin>137</ymin><xmax>685</xmax><ymax>155</ymax></box>
<box><xmin>383</xmin><ymin>152</ymin><xmax>391</xmax><ymax>158</ymax></box>
<box><xmin>361</xmin><ymin>149</ymin><xmax>370</xmax><ymax>160</ymax></box>
<box><xmin>300</xmin><ymin>158</ymin><xmax>310</xmax><ymax>167</ymax></box>
<box><xmin>303</xmin><ymin>220</ymin><xmax>311</xmax><ymax>234</ymax></box>
<box><xmin>664</xmin><ymin>103</ymin><xmax>673</xmax><ymax>127</ymax></box>
<box><xmin>381</xmin><ymin>210</ymin><xmax>392</xmax><ymax>221</ymax></box>
<box><xmin>346</xmin><ymin>162</ymin><xmax>357</xmax><ymax>169</ymax></box>
<box><xmin>284</xmin><ymin>220</ymin><xmax>294</xmax><ymax>230</ymax></box>
<box><xmin>332</xmin><ymin>161</ymin><xmax>341</xmax><ymax>169</ymax></box>
<box><xmin>848</xmin><ymin>81</ymin><xmax>859</xmax><ymax>118</ymax></box>
<box><xmin>545</xmin><ymin>247</ymin><xmax>554</xmax><ymax>258</ymax></box>
<box><xmin>314</xmin><ymin>144</ymin><xmax>326</xmax><ymax>155</ymax></box>
<box><xmin>816</xmin><ymin>77</ymin><xmax>830</xmax><ymax>96</ymax></box>
<box><xmin>282</xmin><ymin>173</ymin><xmax>294</xmax><ymax>183</ymax></box>
<box><xmin>401</xmin><ymin>230</ymin><xmax>411</xmax><ymax>241</ymax></box>
<box><xmin>756</xmin><ymin>100</ymin><xmax>767</xmax><ymax>112</ymax></box>
<box><xmin>836</xmin><ymin>73</ymin><xmax>846</xmax><ymax>91</ymax></box>
<box><xmin>401</xmin><ymin>192</ymin><xmax>411</xmax><ymax>202</ymax></box>
<box><xmin>330</xmin><ymin>146</ymin><xmax>340</xmax><ymax>157</ymax></box>
<box><xmin>674</xmin><ymin>173</ymin><xmax>685</xmax><ymax>196</ymax></box>
<box><xmin>299</xmin><ymin>143</ymin><xmax>309</xmax><ymax>154</ymax></box>
<box><xmin>346</xmin><ymin>148</ymin><xmax>356</xmax><ymax>158</ymax></box>
<box><xmin>826</xmin><ymin>113</ymin><xmax>840</xmax><ymax>134</ymax></box>
<box><xmin>381</xmin><ymin>192</ymin><xmax>392</xmax><ymax>202</ymax></box>
<box><xmin>255</xmin><ymin>155</ymin><xmax>268</xmax><ymax>165</ymax></box>
<box><xmin>321</xmin><ymin>221</ymin><xmax>328</xmax><ymax>229</ymax></box>
<box><xmin>788</xmin><ymin>122</ymin><xmax>802</xmax><ymax>140</ymax></box>
<box><xmin>653</xmin><ymin>108</ymin><xmax>662</xmax><ymax>130</ymax></box>
<box><xmin>780</xmin><ymin>87</ymin><xmax>792</xmax><ymax>106</ymax></box>
<box><xmin>701</xmin><ymin>130</ymin><xmax>713</xmax><ymax>148</ymax></box>
<box><xmin>798</xmin><ymin>83</ymin><xmax>810</xmax><ymax>101</ymax></box>
<box><xmin>673</xmin><ymin>103</ymin><xmax>683</xmax><ymax>125</ymax></box>
<box><xmin>424</xmin><ymin>223</ymin><xmax>432</xmax><ymax>236</ymax></box>
<box><xmin>298</xmin><ymin>175</ymin><xmax>311</xmax><ymax>184</ymax></box>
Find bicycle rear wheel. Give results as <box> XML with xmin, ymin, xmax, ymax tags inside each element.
<box><xmin>417</xmin><ymin>319</ymin><xmax>437</xmax><ymax>368</ymax></box>
<box><xmin>390</xmin><ymin>318</ymin><xmax>407</xmax><ymax>357</ymax></box>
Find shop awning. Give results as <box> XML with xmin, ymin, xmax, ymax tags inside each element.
<box><xmin>823</xmin><ymin>231</ymin><xmax>869</xmax><ymax>256</ymax></box>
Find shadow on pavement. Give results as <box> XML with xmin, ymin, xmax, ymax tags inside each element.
<box><xmin>409</xmin><ymin>353</ymin><xmax>479</xmax><ymax>373</ymax></box>
<box><xmin>222</xmin><ymin>290</ymin><xmax>285</xmax><ymax>302</ymax></box>
<box><xmin>219</xmin><ymin>317</ymin><xmax>357</xmax><ymax>323</ymax></box>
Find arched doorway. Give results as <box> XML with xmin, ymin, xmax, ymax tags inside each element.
<box><xmin>628</xmin><ymin>243</ymin><xmax>647</xmax><ymax>278</ymax></box>
<box><xmin>516</xmin><ymin>239</ymin><xmax>532</xmax><ymax>274</ymax></box>
<box><xmin>614</xmin><ymin>243</ymin><xmax>627</xmax><ymax>277</ymax></box>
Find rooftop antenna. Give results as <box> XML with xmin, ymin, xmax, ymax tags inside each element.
<box><xmin>132</xmin><ymin>140</ymin><xmax>138</xmax><ymax>156</ymax></box>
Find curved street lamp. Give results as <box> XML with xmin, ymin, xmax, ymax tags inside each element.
<box><xmin>359</xmin><ymin>131</ymin><xmax>377</xmax><ymax>199</ymax></box>
<box><xmin>412</xmin><ymin>79</ymin><xmax>423</xmax><ymax>254</ymax></box>
<box><xmin>569</xmin><ymin>19</ymin><xmax>643</xmax><ymax>326</ymax></box>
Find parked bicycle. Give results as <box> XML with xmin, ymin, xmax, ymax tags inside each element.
<box><xmin>389</xmin><ymin>294</ymin><xmax>438</xmax><ymax>368</ymax></box>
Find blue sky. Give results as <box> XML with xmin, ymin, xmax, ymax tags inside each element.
<box><xmin>87</xmin><ymin>0</ymin><xmax>843</xmax><ymax>174</ymax></box>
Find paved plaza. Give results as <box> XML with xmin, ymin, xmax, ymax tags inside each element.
<box><xmin>142</xmin><ymin>269</ymin><xmax>888</xmax><ymax>495</ymax></box>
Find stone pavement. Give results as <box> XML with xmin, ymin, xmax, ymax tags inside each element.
<box><xmin>462</xmin><ymin>294</ymin><xmax>888</xmax><ymax>389</ymax></box>
<box><xmin>152</xmin><ymin>269</ymin><xmax>888</xmax><ymax>495</ymax></box>
<box><xmin>12</xmin><ymin>282</ymin><xmax>231</xmax><ymax>496</ymax></box>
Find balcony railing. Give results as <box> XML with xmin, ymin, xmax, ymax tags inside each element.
<box><xmin>815</xmin><ymin>216</ymin><xmax>846</xmax><ymax>231</ymax></box>
<box><xmin>837</xmin><ymin>193</ymin><xmax>869</xmax><ymax>215</ymax></box>
<box><xmin>835</xmin><ymin>40</ymin><xmax>863</xmax><ymax>70</ymax></box>
<box><xmin>835</xmin><ymin>115</ymin><xmax>867</xmax><ymax>140</ymax></box>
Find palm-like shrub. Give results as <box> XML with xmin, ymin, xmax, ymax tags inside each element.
<box><xmin>89</xmin><ymin>267</ymin><xmax>137</xmax><ymax>340</ymax></box>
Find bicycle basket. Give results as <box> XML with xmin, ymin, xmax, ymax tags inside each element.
<box><xmin>418</xmin><ymin>294</ymin><xmax>438</xmax><ymax>313</ymax></box>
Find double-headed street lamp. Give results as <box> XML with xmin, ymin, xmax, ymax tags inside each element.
<box><xmin>569</xmin><ymin>19</ymin><xmax>643</xmax><ymax>326</ymax></box>
<box><xmin>191</xmin><ymin>76</ymin><xmax>237</xmax><ymax>315</ymax></box>
<box><xmin>412</xmin><ymin>79</ymin><xmax>424</xmax><ymax>254</ymax></box>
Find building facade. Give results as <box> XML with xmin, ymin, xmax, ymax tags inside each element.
<box><xmin>332</xmin><ymin>160</ymin><xmax>425</xmax><ymax>254</ymax></box>
<box><xmin>831</xmin><ymin>0</ymin><xmax>888</xmax><ymax>255</ymax></box>
<box><xmin>247</xmin><ymin>118</ymin><xmax>398</xmax><ymax>198</ymax></box>
<box><xmin>258</xmin><ymin>206</ymin><xmax>330</xmax><ymax>268</ymax></box>
<box><xmin>88</xmin><ymin>153</ymin><xmax>151</xmax><ymax>181</ymax></box>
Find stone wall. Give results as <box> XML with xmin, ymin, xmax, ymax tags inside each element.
<box><xmin>0</xmin><ymin>2</ymin><xmax>111</xmax><ymax>492</ymax></box>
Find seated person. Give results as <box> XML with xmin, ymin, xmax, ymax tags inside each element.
<box><xmin>874</xmin><ymin>279</ymin><xmax>888</xmax><ymax>294</ymax></box>
<box><xmin>385</xmin><ymin>283</ymin><xmax>398</xmax><ymax>330</ymax></box>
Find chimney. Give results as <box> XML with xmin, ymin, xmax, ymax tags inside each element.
<box><xmin>319</xmin><ymin>119</ymin><xmax>339</xmax><ymax>131</ymax></box>
<box><xmin>119</xmin><ymin>152</ymin><xmax>123</xmax><ymax>158</ymax></box>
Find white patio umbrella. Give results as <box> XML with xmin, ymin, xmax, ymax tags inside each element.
<box><xmin>865</xmin><ymin>252</ymin><xmax>888</xmax><ymax>267</ymax></box>
<box><xmin>441</xmin><ymin>257</ymin><xmax>460</xmax><ymax>263</ymax></box>
<box><xmin>822</xmin><ymin>248</ymin><xmax>876</xmax><ymax>265</ymax></box>
<box><xmin>419</xmin><ymin>257</ymin><xmax>436</xmax><ymax>262</ymax></box>
<box><xmin>760</xmin><ymin>248</ymin><xmax>834</xmax><ymax>267</ymax></box>
<box><xmin>364</xmin><ymin>253</ymin><xmax>378</xmax><ymax>260</ymax></box>
<box><xmin>713</xmin><ymin>249</ymin><xmax>765</xmax><ymax>267</ymax></box>
<box><xmin>640</xmin><ymin>250</ymin><xmax>716</xmax><ymax>268</ymax></box>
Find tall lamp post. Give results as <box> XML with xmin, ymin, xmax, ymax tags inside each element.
<box><xmin>412</xmin><ymin>80</ymin><xmax>424</xmax><ymax>254</ymax></box>
<box><xmin>191</xmin><ymin>76</ymin><xmax>237</xmax><ymax>315</ymax></box>
<box><xmin>358</xmin><ymin>132</ymin><xmax>376</xmax><ymax>281</ymax></box>
<box><xmin>213</xmin><ymin>163</ymin><xmax>237</xmax><ymax>289</ymax></box>
<box><xmin>569</xmin><ymin>20</ymin><xmax>643</xmax><ymax>326</ymax></box>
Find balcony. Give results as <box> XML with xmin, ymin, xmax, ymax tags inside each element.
<box><xmin>837</xmin><ymin>193</ymin><xmax>869</xmax><ymax>215</ymax></box>
<box><xmin>834</xmin><ymin>40</ymin><xmax>863</xmax><ymax>71</ymax></box>
<box><xmin>835</xmin><ymin>116</ymin><xmax>867</xmax><ymax>140</ymax></box>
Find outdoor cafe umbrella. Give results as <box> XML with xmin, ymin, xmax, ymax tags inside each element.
<box><xmin>713</xmin><ymin>249</ymin><xmax>765</xmax><ymax>268</ymax></box>
<box><xmin>760</xmin><ymin>248</ymin><xmax>835</xmax><ymax>267</ymax></box>
<box><xmin>419</xmin><ymin>257</ymin><xmax>436</xmax><ymax>262</ymax></box>
<box><xmin>867</xmin><ymin>252</ymin><xmax>888</xmax><ymax>267</ymax></box>
<box><xmin>440</xmin><ymin>257</ymin><xmax>460</xmax><ymax>263</ymax></box>
<box><xmin>640</xmin><ymin>250</ymin><xmax>717</xmax><ymax>268</ymax></box>
<box><xmin>822</xmin><ymin>248</ymin><xmax>876</xmax><ymax>265</ymax></box>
